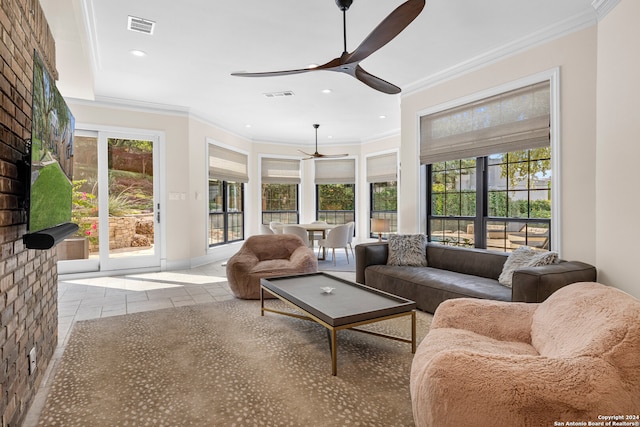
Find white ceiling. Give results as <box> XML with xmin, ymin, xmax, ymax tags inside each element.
<box><xmin>40</xmin><ymin>0</ymin><xmax>601</xmax><ymax>146</ymax></box>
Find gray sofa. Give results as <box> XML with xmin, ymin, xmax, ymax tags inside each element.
<box><xmin>355</xmin><ymin>242</ymin><xmax>597</xmax><ymax>313</ymax></box>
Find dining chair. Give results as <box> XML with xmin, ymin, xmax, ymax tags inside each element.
<box><xmin>269</xmin><ymin>221</ymin><xmax>283</xmax><ymax>234</ymax></box>
<box><xmin>345</xmin><ymin>221</ymin><xmax>355</xmax><ymax>257</ymax></box>
<box><xmin>260</xmin><ymin>224</ymin><xmax>274</xmax><ymax>235</ymax></box>
<box><xmin>282</xmin><ymin>225</ymin><xmax>310</xmax><ymax>246</ymax></box>
<box><xmin>317</xmin><ymin>223</ymin><xmax>351</xmax><ymax>266</ymax></box>
<box><xmin>309</xmin><ymin>220</ymin><xmax>327</xmax><ymax>247</ymax></box>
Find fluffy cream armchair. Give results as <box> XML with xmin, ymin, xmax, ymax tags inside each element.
<box><xmin>410</xmin><ymin>282</ymin><xmax>640</xmax><ymax>427</ymax></box>
<box><xmin>226</xmin><ymin>234</ymin><xmax>318</xmax><ymax>299</ymax></box>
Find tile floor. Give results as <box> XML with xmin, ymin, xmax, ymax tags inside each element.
<box><xmin>23</xmin><ymin>257</ymin><xmax>356</xmax><ymax>426</ymax></box>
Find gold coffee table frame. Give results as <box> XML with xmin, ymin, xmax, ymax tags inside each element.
<box><xmin>260</xmin><ymin>273</ymin><xmax>416</xmax><ymax>376</ymax></box>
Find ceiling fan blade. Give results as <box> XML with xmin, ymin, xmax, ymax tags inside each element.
<box><xmin>232</xmin><ymin>58</ymin><xmax>343</xmax><ymax>78</ymax></box>
<box><xmin>346</xmin><ymin>0</ymin><xmax>425</xmax><ymax>64</ymax></box>
<box><xmin>298</xmin><ymin>149</ymin><xmax>316</xmax><ymax>157</ymax></box>
<box><xmin>231</xmin><ymin>67</ymin><xmax>315</xmax><ymax>78</ymax></box>
<box><xmin>317</xmin><ymin>153</ymin><xmax>349</xmax><ymax>158</ymax></box>
<box><xmin>355</xmin><ymin>65</ymin><xmax>401</xmax><ymax>94</ymax></box>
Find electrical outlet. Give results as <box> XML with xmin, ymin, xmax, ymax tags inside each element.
<box><xmin>28</xmin><ymin>347</ymin><xmax>37</xmax><ymax>375</ymax></box>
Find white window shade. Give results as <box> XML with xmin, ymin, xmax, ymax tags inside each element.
<box><xmin>314</xmin><ymin>159</ymin><xmax>355</xmax><ymax>184</ymax></box>
<box><xmin>261</xmin><ymin>158</ymin><xmax>301</xmax><ymax>184</ymax></box>
<box><xmin>420</xmin><ymin>81</ymin><xmax>550</xmax><ymax>164</ymax></box>
<box><xmin>209</xmin><ymin>145</ymin><xmax>249</xmax><ymax>183</ymax></box>
<box><xmin>366</xmin><ymin>152</ymin><xmax>397</xmax><ymax>183</ymax></box>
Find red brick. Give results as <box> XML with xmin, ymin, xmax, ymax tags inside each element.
<box><xmin>1</xmin><ymin>0</ymin><xmax>58</xmax><ymax>424</ymax></box>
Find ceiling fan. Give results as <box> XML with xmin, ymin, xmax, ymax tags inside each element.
<box><xmin>231</xmin><ymin>0</ymin><xmax>426</xmax><ymax>94</ymax></box>
<box><xmin>299</xmin><ymin>124</ymin><xmax>347</xmax><ymax>160</ymax></box>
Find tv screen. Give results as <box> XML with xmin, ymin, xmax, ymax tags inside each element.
<box><xmin>28</xmin><ymin>51</ymin><xmax>75</xmax><ymax>233</ymax></box>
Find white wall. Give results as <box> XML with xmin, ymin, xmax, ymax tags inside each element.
<box><xmin>401</xmin><ymin>26</ymin><xmax>598</xmax><ymax>266</ymax></box>
<box><xmin>595</xmin><ymin>0</ymin><xmax>640</xmax><ymax>298</ymax></box>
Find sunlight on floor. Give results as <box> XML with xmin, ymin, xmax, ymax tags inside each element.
<box><xmin>127</xmin><ymin>271</ymin><xmax>228</xmax><ymax>285</ymax></box>
<box><xmin>63</xmin><ymin>276</ymin><xmax>184</xmax><ymax>291</ymax></box>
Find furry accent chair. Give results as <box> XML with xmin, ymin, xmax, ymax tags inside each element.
<box><xmin>410</xmin><ymin>282</ymin><xmax>640</xmax><ymax>427</ymax></box>
<box><xmin>226</xmin><ymin>234</ymin><xmax>318</xmax><ymax>299</ymax></box>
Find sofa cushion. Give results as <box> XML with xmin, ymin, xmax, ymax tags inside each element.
<box><xmin>387</xmin><ymin>234</ymin><xmax>428</xmax><ymax>266</ymax></box>
<box><xmin>498</xmin><ymin>246</ymin><xmax>557</xmax><ymax>287</ymax></box>
<box><xmin>365</xmin><ymin>265</ymin><xmax>511</xmax><ymax>313</ymax></box>
<box><xmin>426</xmin><ymin>244</ymin><xmax>507</xmax><ymax>280</ymax></box>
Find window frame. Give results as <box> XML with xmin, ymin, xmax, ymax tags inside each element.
<box><xmin>261</xmin><ymin>182</ymin><xmax>300</xmax><ymax>225</ymax></box>
<box><xmin>208</xmin><ymin>179</ymin><xmax>245</xmax><ymax>247</ymax></box>
<box><xmin>370</xmin><ymin>181</ymin><xmax>398</xmax><ymax>239</ymax></box>
<box><xmin>207</xmin><ymin>140</ymin><xmax>248</xmax><ymax>248</ymax></box>
<box><xmin>426</xmin><ymin>149</ymin><xmax>552</xmax><ymax>252</ymax></box>
<box><xmin>316</xmin><ymin>183</ymin><xmax>356</xmax><ymax>225</ymax></box>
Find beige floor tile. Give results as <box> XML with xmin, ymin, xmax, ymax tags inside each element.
<box><xmin>126</xmin><ymin>298</ymin><xmax>174</xmax><ymax>313</ymax></box>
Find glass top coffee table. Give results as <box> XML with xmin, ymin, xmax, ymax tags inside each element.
<box><xmin>260</xmin><ymin>272</ymin><xmax>417</xmax><ymax>376</ymax></box>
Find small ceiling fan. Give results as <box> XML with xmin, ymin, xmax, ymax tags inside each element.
<box><xmin>231</xmin><ymin>0</ymin><xmax>426</xmax><ymax>94</ymax></box>
<box><xmin>299</xmin><ymin>124</ymin><xmax>347</xmax><ymax>160</ymax></box>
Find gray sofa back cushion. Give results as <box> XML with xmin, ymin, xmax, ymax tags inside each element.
<box><xmin>426</xmin><ymin>244</ymin><xmax>509</xmax><ymax>280</ymax></box>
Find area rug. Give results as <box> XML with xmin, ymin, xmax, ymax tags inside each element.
<box><xmin>317</xmin><ymin>249</ymin><xmax>355</xmax><ymax>272</ymax></box>
<box><xmin>38</xmin><ymin>299</ymin><xmax>431</xmax><ymax>426</ymax></box>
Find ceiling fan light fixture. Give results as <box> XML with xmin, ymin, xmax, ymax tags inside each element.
<box><xmin>299</xmin><ymin>124</ymin><xmax>348</xmax><ymax>160</ymax></box>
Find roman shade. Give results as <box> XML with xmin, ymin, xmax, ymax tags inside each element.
<box><xmin>366</xmin><ymin>152</ymin><xmax>397</xmax><ymax>183</ymax></box>
<box><xmin>209</xmin><ymin>145</ymin><xmax>249</xmax><ymax>183</ymax></box>
<box><xmin>261</xmin><ymin>158</ymin><xmax>301</xmax><ymax>184</ymax></box>
<box><xmin>314</xmin><ymin>159</ymin><xmax>355</xmax><ymax>185</ymax></box>
<box><xmin>420</xmin><ymin>81</ymin><xmax>550</xmax><ymax>164</ymax></box>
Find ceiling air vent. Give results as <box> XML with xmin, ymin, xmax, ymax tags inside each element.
<box><xmin>263</xmin><ymin>91</ymin><xmax>295</xmax><ymax>98</ymax></box>
<box><xmin>127</xmin><ymin>16</ymin><xmax>156</xmax><ymax>35</ymax></box>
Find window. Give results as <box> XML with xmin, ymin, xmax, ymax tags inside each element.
<box><xmin>261</xmin><ymin>157</ymin><xmax>300</xmax><ymax>224</ymax></box>
<box><xmin>429</xmin><ymin>158</ymin><xmax>476</xmax><ymax>247</ymax></box>
<box><xmin>367</xmin><ymin>152</ymin><xmax>398</xmax><ymax>238</ymax></box>
<box><xmin>422</xmin><ymin>81</ymin><xmax>552</xmax><ymax>252</ymax></box>
<box><xmin>317</xmin><ymin>184</ymin><xmax>355</xmax><ymax>224</ymax></box>
<box><xmin>208</xmin><ymin>143</ymin><xmax>247</xmax><ymax>246</ymax></box>
<box><xmin>315</xmin><ymin>159</ymin><xmax>355</xmax><ymax>225</ymax></box>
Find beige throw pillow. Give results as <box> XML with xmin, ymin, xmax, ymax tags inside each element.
<box><xmin>387</xmin><ymin>234</ymin><xmax>428</xmax><ymax>266</ymax></box>
<box><xmin>498</xmin><ymin>246</ymin><xmax>558</xmax><ymax>287</ymax></box>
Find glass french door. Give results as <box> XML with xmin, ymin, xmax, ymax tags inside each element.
<box><xmin>58</xmin><ymin>129</ymin><xmax>161</xmax><ymax>274</ymax></box>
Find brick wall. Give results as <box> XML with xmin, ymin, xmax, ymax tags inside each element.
<box><xmin>0</xmin><ymin>0</ymin><xmax>59</xmax><ymax>426</ymax></box>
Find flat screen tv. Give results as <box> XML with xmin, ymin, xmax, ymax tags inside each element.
<box><xmin>23</xmin><ymin>51</ymin><xmax>78</xmax><ymax>249</ymax></box>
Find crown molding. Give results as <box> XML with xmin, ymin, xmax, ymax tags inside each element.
<box><xmin>403</xmin><ymin>8</ymin><xmax>597</xmax><ymax>96</ymax></box>
<box><xmin>591</xmin><ymin>0</ymin><xmax>621</xmax><ymax>21</ymax></box>
<box><xmin>69</xmin><ymin>95</ymin><xmax>191</xmax><ymax>117</ymax></box>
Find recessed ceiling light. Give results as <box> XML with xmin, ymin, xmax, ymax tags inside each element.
<box><xmin>130</xmin><ymin>50</ymin><xmax>147</xmax><ymax>57</ymax></box>
<box><xmin>245</xmin><ymin>124</ymin><xmax>252</xmax><ymax>128</ymax></box>
<box><xmin>322</xmin><ymin>89</ymin><xmax>332</xmax><ymax>94</ymax></box>
<box><xmin>379</xmin><ymin>115</ymin><xmax>387</xmax><ymax>119</ymax></box>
